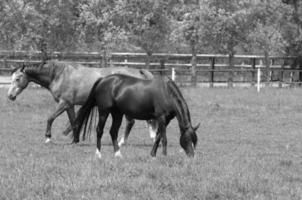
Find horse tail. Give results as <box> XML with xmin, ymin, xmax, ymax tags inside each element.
<box><xmin>139</xmin><ymin>69</ymin><xmax>154</xmax><ymax>80</ymax></box>
<box><xmin>74</xmin><ymin>78</ymin><xmax>103</xmax><ymax>141</ymax></box>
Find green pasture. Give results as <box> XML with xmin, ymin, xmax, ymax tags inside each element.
<box><xmin>1</xmin><ymin>87</ymin><xmax>302</xmax><ymax>199</ymax></box>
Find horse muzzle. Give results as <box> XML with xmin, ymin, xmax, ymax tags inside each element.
<box><xmin>7</xmin><ymin>86</ymin><xmax>22</xmax><ymax>101</ymax></box>
<box><xmin>8</xmin><ymin>94</ymin><xmax>16</xmax><ymax>101</ymax></box>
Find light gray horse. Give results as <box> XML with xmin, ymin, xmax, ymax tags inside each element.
<box><xmin>7</xmin><ymin>60</ymin><xmax>158</xmax><ymax>144</ymax></box>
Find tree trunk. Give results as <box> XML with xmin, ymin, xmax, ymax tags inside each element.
<box><xmin>39</xmin><ymin>38</ymin><xmax>48</xmax><ymax>63</ymax></box>
<box><xmin>101</xmin><ymin>49</ymin><xmax>107</xmax><ymax>68</ymax></box>
<box><xmin>159</xmin><ymin>59</ymin><xmax>165</xmax><ymax>76</ymax></box>
<box><xmin>145</xmin><ymin>51</ymin><xmax>152</xmax><ymax>70</ymax></box>
<box><xmin>191</xmin><ymin>43</ymin><xmax>197</xmax><ymax>86</ymax></box>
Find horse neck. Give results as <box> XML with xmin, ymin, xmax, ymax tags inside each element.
<box><xmin>26</xmin><ymin>73</ymin><xmax>50</xmax><ymax>88</ymax></box>
<box><xmin>167</xmin><ymin>80</ymin><xmax>192</xmax><ymax>132</ymax></box>
<box><xmin>26</xmin><ymin>68</ymin><xmax>55</xmax><ymax>89</ymax></box>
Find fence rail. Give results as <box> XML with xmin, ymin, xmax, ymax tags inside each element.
<box><xmin>0</xmin><ymin>50</ymin><xmax>300</xmax><ymax>87</ymax></box>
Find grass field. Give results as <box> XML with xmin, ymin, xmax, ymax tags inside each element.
<box><xmin>1</xmin><ymin>87</ymin><xmax>302</xmax><ymax>199</ymax></box>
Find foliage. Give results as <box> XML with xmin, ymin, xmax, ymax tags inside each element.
<box><xmin>0</xmin><ymin>0</ymin><xmax>301</xmax><ymax>56</ymax></box>
<box><xmin>112</xmin><ymin>0</ymin><xmax>171</xmax><ymax>55</ymax></box>
<box><xmin>200</xmin><ymin>0</ymin><xmax>254</xmax><ymax>54</ymax></box>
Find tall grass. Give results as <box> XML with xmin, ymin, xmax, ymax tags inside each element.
<box><xmin>1</xmin><ymin>87</ymin><xmax>302</xmax><ymax>199</ymax></box>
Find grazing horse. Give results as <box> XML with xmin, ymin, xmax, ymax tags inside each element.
<box><xmin>7</xmin><ymin>60</ymin><xmax>157</xmax><ymax>143</ymax></box>
<box><xmin>74</xmin><ymin>74</ymin><xmax>199</xmax><ymax>158</ymax></box>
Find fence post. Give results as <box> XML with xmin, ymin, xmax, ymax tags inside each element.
<box><xmin>109</xmin><ymin>53</ymin><xmax>113</xmax><ymax>67</ymax></box>
<box><xmin>146</xmin><ymin>53</ymin><xmax>152</xmax><ymax>70</ymax></box>
<box><xmin>264</xmin><ymin>51</ymin><xmax>270</xmax><ymax>86</ymax></box>
<box><xmin>289</xmin><ymin>57</ymin><xmax>294</xmax><ymax>86</ymax></box>
<box><xmin>210</xmin><ymin>57</ymin><xmax>215</xmax><ymax>87</ymax></box>
<box><xmin>251</xmin><ymin>58</ymin><xmax>256</xmax><ymax>86</ymax></box>
<box><xmin>100</xmin><ymin>50</ymin><xmax>107</xmax><ymax>68</ymax></box>
<box><xmin>279</xmin><ymin>60</ymin><xmax>284</xmax><ymax>88</ymax></box>
<box><xmin>3</xmin><ymin>57</ymin><xmax>7</xmax><ymax>73</ymax></box>
<box><xmin>172</xmin><ymin>68</ymin><xmax>175</xmax><ymax>81</ymax></box>
<box><xmin>257</xmin><ymin>67</ymin><xmax>261</xmax><ymax>92</ymax></box>
<box><xmin>228</xmin><ymin>53</ymin><xmax>234</xmax><ymax>87</ymax></box>
<box><xmin>124</xmin><ymin>56</ymin><xmax>128</xmax><ymax>68</ymax></box>
<box><xmin>160</xmin><ymin>59</ymin><xmax>165</xmax><ymax>76</ymax></box>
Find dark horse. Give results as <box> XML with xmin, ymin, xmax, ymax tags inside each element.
<box><xmin>74</xmin><ymin>74</ymin><xmax>199</xmax><ymax>158</ymax></box>
<box><xmin>7</xmin><ymin>61</ymin><xmax>157</xmax><ymax>143</ymax></box>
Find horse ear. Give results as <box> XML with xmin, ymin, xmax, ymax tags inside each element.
<box><xmin>11</xmin><ymin>64</ymin><xmax>24</xmax><ymax>74</ymax></box>
<box><xmin>193</xmin><ymin>123</ymin><xmax>200</xmax><ymax>131</ymax></box>
<box><xmin>20</xmin><ymin>63</ymin><xmax>25</xmax><ymax>72</ymax></box>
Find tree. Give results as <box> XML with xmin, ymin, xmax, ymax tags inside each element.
<box><xmin>0</xmin><ymin>0</ymin><xmax>30</xmax><ymax>50</ymax></box>
<box><xmin>112</xmin><ymin>0</ymin><xmax>171</xmax><ymax>68</ymax></box>
<box><xmin>199</xmin><ymin>0</ymin><xmax>254</xmax><ymax>86</ymax></box>
<box><xmin>168</xmin><ymin>0</ymin><xmax>205</xmax><ymax>85</ymax></box>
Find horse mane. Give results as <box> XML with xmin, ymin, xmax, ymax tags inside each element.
<box><xmin>22</xmin><ymin>60</ymin><xmax>66</xmax><ymax>80</ymax></box>
<box><xmin>166</xmin><ymin>77</ymin><xmax>191</xmax><ymax>127</ymax></box>
<box><xmin>10</xmin><ymin>62</ymin><xmax>33</xmax><ymax>74</ymax></box>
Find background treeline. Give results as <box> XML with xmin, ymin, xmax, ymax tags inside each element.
<box><xmin>0</xmin><ymin>0</ymin><xmax>301</xmax><ymax>58</ymax></box>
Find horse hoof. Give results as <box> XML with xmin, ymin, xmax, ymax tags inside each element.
<box><xmin>72</xmin><ymin>138</ymin><xmax>80</xmax><ymax>144</ymax></box>
<box><xmin>45</xmin><ymin>138</ymin><xmax>51</xmax><ymax>144</ymax></box>
<box><xmin>69</xmin><ymin>141</ymin><xmax>77</xmax><ymax>145</ymax></box>
<box><xmin>114</xmin><ymin>150</ymin><xmax>123</xmax><ymax>158</ymax></box>
<box><xmin>150</xmin><ymin>152</ymin><xmax>156</xmax><ymax>157</ymax></box>
<box><xmin>95</xmin><ymin>149</ymin><xmax>102</xmax><ymax>160</ymax></box>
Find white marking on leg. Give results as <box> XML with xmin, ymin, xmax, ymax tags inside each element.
<box><xmin>114</xmin><ymin>150</ymin><xmax>123</xmax><ymax>158</ymax></box>
<box><xmin>95</xmin><ymin>149</ymin><xmax>102</xmax><ymax>159</ymax></box>
<box><xmin>45</xmin><ymin>138</ymin><xmax>51</xmax><ymax>144</ymax></box>
<box><xmin>118</xmin><ymin>136</ymin><xmax>125</xmax><ymax>147</ymax></box>
<box><xmin>148</xmin><ymin>122</ymin><xmax>157</xmax><ymax>140</ymax></box>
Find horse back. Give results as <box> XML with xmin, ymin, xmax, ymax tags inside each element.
<box><xmin>49</xmin><ymin>64</ymin><xmax>153</xmax><ymax>105</ymax></box>
<box><xmin>95</xmin><ymin>75</ymin><xmax>172</xmax><ymax>120</ymax></box>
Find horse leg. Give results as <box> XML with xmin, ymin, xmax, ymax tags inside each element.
<box><xmin>159</xmin><ymin>123</ymin><xmax>167</xmax><ymax>156</ymax></box>
<box><xmin>150</xmin><ymin>132</ymin><xmax>162</xmax><ymax>157</ymax></box>
<box><xmin>62</xmin><ymin>123</ymin><xmax>72</xmax><ymax>136</ymax></box>
<box><xmin>118</xmin><ymin>115</ymin><xmax>134</xmax><ymax>147</ymax></box>
<box><xmin>95</xmin><ymin>111</ymin><xmax>109</xmax><ymax>159</ymax></box>
<box><xmin>147</xmin><ymin>120</ymin><xmax>158</xmax><ymax>142</ymax></box>
<box><xmin>160</xmin><ymin>115</ymin><xmax>174</xmax><ymax>156</ymax></box>
<box><xmin>66</xmin><ymin>107</ymin><xmax>80</xmax><ymax>143</ymax></box>
<box><xmin>45</xmin><ymin>100</ymin><xmax>69</xmax><ymax>143</ymax></box>
<box><xmin>150</xmin><ymin>119</ymin><xmax>166</xmax><ymax>157</ymax></box>
<box><xmin>62</xmin><ymin>106</ymin><xmax>76</xmax><ymax>136</ymax></box>
<box><xmin>110</xmin><ymin>111</ymin><xmax>124</xmax><ymax>158</ymax></box>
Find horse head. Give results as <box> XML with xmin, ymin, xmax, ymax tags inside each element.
<box><xmin>180</xmin><ymin>123</ymin><xmax>199</xmax><ymax>157</ymax></box>
<box><xmin>7</xmin><ymin>64</ymin><xmax>30</xmax><ymax>101</ymax></box>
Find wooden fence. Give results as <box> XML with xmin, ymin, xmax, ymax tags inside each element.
<box><xmin>0</xmin><ymin>50</ymin><xmax>300</xmax><ymax>87</ymax></box>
